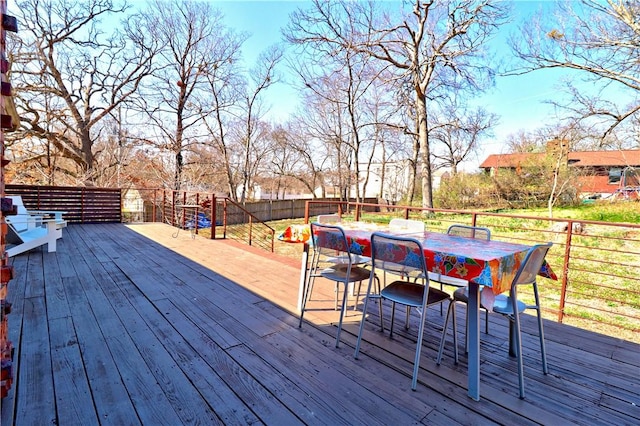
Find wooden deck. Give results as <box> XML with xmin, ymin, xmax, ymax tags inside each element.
<box><xmin>2</xmin><ymin>223</ymin><xmax>639</xmax><ymax>425</ymax></box>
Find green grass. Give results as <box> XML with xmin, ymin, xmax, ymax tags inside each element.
<box><xmin>506</xmin><ymin>201</ymin><xmax>640</xmax><ymax>223</ymax></box>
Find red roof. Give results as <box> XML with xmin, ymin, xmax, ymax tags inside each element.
<box><xmin>480</xmin><ymin>150</ymin><xmax>640</xmax><ymax>169</ymax></box>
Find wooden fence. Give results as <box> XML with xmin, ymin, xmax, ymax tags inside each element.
<box><xmin>231</xmin><ymin>197</ymin><xmax>379</xmax><ymax>222</ymax></box>
<box><xmin>134</xmin><ymin>189</ymin><xmax>379</xmax><ymax>225</ymax></box>
<box><xmin>5</xmin><ymin>184</ymin><xmax>121</xmax><ymax>223</ymax></box>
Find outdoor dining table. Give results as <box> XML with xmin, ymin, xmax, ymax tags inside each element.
<box><xmin>279</xmin><ymin>222</ymin><xmax>557</xmax><ymax>401</ymax></box>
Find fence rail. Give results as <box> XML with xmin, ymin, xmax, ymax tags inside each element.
<box><xmin>302</xmin><ymin>200</ymin><xmax>640</xmax><ymax>342</ymax></box>
<box><xmin>134</xmin><ymin>189</ymin><xmax>279</xmax><ymax>252</ymax></box>
<box><xmin>6</xmin><ymin>184</ymin><xmax>121</xmax><ymax>223</ymax></box>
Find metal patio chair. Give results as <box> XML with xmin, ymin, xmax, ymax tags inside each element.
<box><xmin>354</xmin><ymin>232</ymin><xmax>458</xmax><ymax>390</ymax></box>
<box><xmin>299</xmin><ymin>222</ymin><xmax>377</xmax><ymax>347</ymax></box>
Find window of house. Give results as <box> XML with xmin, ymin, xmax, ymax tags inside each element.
<box><xmin>608</xmin><ymin>167</ymin><xmax>622</xmax><ymax>184</ymax></box>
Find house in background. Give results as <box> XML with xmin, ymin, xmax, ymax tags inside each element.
<box><xmin>480</xmin><ymin>140</ymin><xmax>640</xmax><ymax>199</ymax></box>
<box><xmin>357</xmin><ymin>160</ymin><xmax>449</xmax><ymax>203</ymax></box>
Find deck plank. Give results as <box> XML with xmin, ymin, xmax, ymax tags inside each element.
<box><xmin>14</xmin><ymin>296</ymin><xmax>56</xmax><ymax>425</ymax></box>
<box><xmin>3</xmin><ymin>223</ymin><xmax>640</xmax><ymax>425</ymax></box>
<box><xmin>69</xmin><ymin>226</ymin><xmax>224</xmax><ymax>425</ymax></box>
<box><xmin>48</xmin><ymin>316</ymin><xmax>98</xmax><ymax>425</ymax></box>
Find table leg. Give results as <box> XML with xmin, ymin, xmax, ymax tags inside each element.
<box><xmin>468</xmin><ymin>281</ymin><xmax>480</xmax><ymax>401</ymax></box>
<box><xmin>297</xmin><ymin>243</ymin><xmax>309</xmax><ymax>312</ymax></box>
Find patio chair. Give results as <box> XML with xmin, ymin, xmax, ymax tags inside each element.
<box><xmin>317</xmin><ymin>214</ymin><xmax>341</xmax><ymax>224</ymax></box>
<box><xmin>385</xmin><ymin>218</ymin><xmax>426</xmax><ymax>277</ymax></box>
<box><xmin>431</xmin><ymin>225</ymin><xmax>492</xmax><ymax>324</ymax></box>
<box><xmin>7</xmin><ymin>195</ymin><xmax>67</xmax><ymax>239</ymax></box>
<box><xmin>299</xmin><ymin>222</ymin><xmax>377</xmax><ymax>347</ymax></box>
<box><xmin>5</xmin><ymin>196</ymin><xmax>42</xmax><ymax>232</ymax></box>
<box><xmin>389</xmin><ymin>218</ymin><xmax>425</xmax><ymax>233</ymax></box>
<box><xmin>354</xmin><ymin>232</ymin><xmax>458</xmax><ymax>390</ymax></box>
<box><xmin>6</xmin><ymin>218</ymin><xmax>58</xmax><ymax>257</ymax></box>
<box><xmin>449</xmin><ymin>243</ymin><xmax>552</xmax><ymax>399</ymax></box>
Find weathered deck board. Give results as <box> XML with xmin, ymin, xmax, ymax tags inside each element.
<box><xmin>2</xmin><ymin>223</ymin><xmax>640</xmax><ymax>425</ymax></box>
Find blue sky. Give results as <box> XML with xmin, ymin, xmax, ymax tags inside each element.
<box><xmin>215</xmin><ymin>0</ymin><xmax>575</xmax><ymax>168</ymax></box>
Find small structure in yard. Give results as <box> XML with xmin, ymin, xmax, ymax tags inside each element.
<box><xmin>122</xmin><ymin>188</ymin><xmax>144</xmax><ymax>222</ymax></box>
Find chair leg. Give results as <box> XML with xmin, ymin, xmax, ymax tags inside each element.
<box><xmin>389</xmin><ymin>302</ymin><xmax>397</xmax><ymax>337</ymax></box>
<box><xmin>356</xmin><ymin>276</ymin><xmax>379</xmax><ymax>311</ymax></box>
<box><xmin>437</xmin><ymin>301</ymin><xmax>458</xmax><ymax>365</ymax></box>
<box><xmin>405</xmin><ymin>306</ymin><xmax>411</xmax><ymax>330</ymax></box>
<box><xmin>411</xmin><ymin>305</ymin><xmax>429</xmax><ymax>391</ymax></box>
<box><xmin>452</xmin><ymin>302</ymin><xmax>458</xmax><ymax>364</ymax></box>
<box><xmin>378</xmin><ymin>293</ymin><xmax>384</xmax><ymax>332</ymax></box>
<box><xmin>298</xmin><ymin>269</ymin><xmax>317</xmax><ymax>328</ymax></box>
<box><xmin>533</xmin><ymin>283</ymin><xmax>549</xmax><ymax>374</ymax></box>
<box><xmin>484</xmin><ymin>307</ymin><xmax>489</xmax><ymax>334</ymax></box>
<box><xmin>536</xmin><ymin>308</ymin><xmax>549</xmax><ymax>374</ymax></box>
<box><xmin>511</xmin><ymin>303</ymin><xmax>525</xmax><ymax>399</ymax></box>
<box><xmin>334</xmin><ymin>281</ymin><xmax>351</xmax><ymax>348</ymax></box>
<box><xmin>355</xmin><ymin>276</ymin><xmax>376</xmax><ymax>359</ymax></box>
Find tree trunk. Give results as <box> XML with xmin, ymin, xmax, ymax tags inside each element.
<box><xmin>417</xmin><ymin>94</ymin><xmax>433</xmax><ymax>209</ymax></box>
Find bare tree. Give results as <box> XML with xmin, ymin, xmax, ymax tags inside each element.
<box><xmin>8</xmin><ymin>0</ymin><xmax>158</xmax><ymax>184</ymax></box>
<box><xmin>285</xmin><ymin>0</ymin><xmax>508</xmax><ymax>208</ymax></box>
<box><xmin>508</xmin><ymin>0</ymin><xmax>640</xmax><ymax>145</ymax></box>
<box><xmin>430</xmin><ymin>95</ymin><xmax>498</xmax><ymax>175</ymax></box>
<box><xmin>200</xmin><ymin>44</ymin><xmax>281</xmax><ymax>202</ymax></box>
<box><xmin>238</xmin><ymin>46</ymin><xmax>283</xmax><ymax>203</ymax></box>
<box><xmin>270</xmin><ymin>119</ymin><xmax>329</xmax><ymax>198</ymax></box>
<box><xmin>135</xmin><ymin>0</ymin><xmax>246</xmax><ymax>191</ymax></box>
<box><xmin>287</xmin><ymin>9</ymin><xmax>404</xmax><ymax>202</ymax></box>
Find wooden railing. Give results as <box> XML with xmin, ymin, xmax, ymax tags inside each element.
<box><xmin>135</xmin><ymin>189</ymin><xmax>275</xmax><ymax>252</ymax></box>
<box><xmin>5</xmin><ymin>184</ymin><xmax>121</xmax><ymax>223</ymax></box>
<box><xmin>303</xmin><ymin>200</ymin><xmax>640</xmax><ymax>342</ymax></box>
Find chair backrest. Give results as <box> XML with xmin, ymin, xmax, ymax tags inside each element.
<box><xmin>7</xmin><ymin>195</ymin><xmax>30</xmax><ymax>215</ymax></box>
<box><xmin>317</xmin><ymin>214</ymin><xmax>341</xmax><ymax>224</ymax></box>
<box><xmin>513</xmin><ymin>243</ymin><xmax>553</xmax><ymax>286</ymax></box>
<box><xmin>369</xmin><ymin>232</ymin><xmax>428</xmax><ymax>278</ymax></box>
<box><xmin>447</xmin><ymin>224</ymin><xmax>491</xmax><ymax>241</ymax></box>
<box><xmin>310</xmin><ymin>222</ymin><xmax>352</xmax><ymax>259</ymax></box>
<box><xmin>389</xmin><ymin>218</ymin><xmax>425</xmax><ymax>233</ymax></box>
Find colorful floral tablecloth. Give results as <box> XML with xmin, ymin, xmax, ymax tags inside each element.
<box><xmin>280</xmin><ymin>223</ymin><xmax>557</xmax><ymax>296</ymax></box>
<box><xmin>342</xmin><ymin>229</ymin><xmax>557</xmax><ymax>295</ymax></box>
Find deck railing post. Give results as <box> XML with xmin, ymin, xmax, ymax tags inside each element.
<box><xmin>162</xmin><ymin>190</ymin><xmax>167</xmax><ymax>224</ymax></box>
<box><xmin>171</xmin><ymin>191</ymin><xmax>176</xmax><ymax>227</ymax></box>
<box><xmin>195</xmin><ymin>193</ymin><xmax>200</xmax><ymax>234</ymax></box>
<box><xmin>151</xmin><ymin>189</ymin><xmax>156</xmax><ymax>222</ymax></box>
<box><xmin>304</xmin><ymin>200</ymin><xmax>310</xmax><ymax>223</ymax></box>
<box><xmin>210</xmin><ymin>193</ymin><xmax>216</xmax><ymax>240</ymax></box>
<box><xmin>558</xmin><ymin>220</ymin><xmax>574</xmax><ymax>323</ymax></box>
<box><xmin>223</xmin><ymin>199</ymin><xmax>227</xmax><ymax>239</ymax></box>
